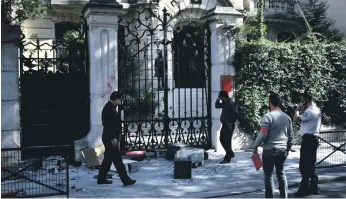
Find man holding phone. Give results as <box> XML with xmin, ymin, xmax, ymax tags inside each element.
<box><xmin>293</xmin><ymin>91</ymin><xmax>322</xmax><ymax>196</ymax></box>
<box><xmin>215</xmin><ymin>90</ymin><xmax>237</xmax><ymax>164</ymax></box>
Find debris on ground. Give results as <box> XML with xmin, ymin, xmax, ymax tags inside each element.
<box><xmin>81</xmin><ymin>145</ymin><xmax>105</xmax><ymax>168</ymax></box>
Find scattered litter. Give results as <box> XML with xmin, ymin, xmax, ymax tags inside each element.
<box><xmin>76</xmin><ymin>188</ymin><xmax>86</xmax><ymax>192</ymax></box>
<box><xmin>81</xmin><ymin>145</ymin><xmax>105</xmax><ymax>168</ymax></box>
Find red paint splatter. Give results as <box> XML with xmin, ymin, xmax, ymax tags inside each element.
<box><xmin>100</xmin><ymin>77</ymin><xmax>115</xmax><ymax>99</ymax></box>
<box><xmin>220</xmin><ymin>75</ymin><xmax>233</xmax><ymax>93</ymax></box>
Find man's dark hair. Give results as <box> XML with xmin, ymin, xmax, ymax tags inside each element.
<box><xmin>302</xmin><ymin>91</ymin><xmax>313</xmax><ymax>103</ymax></box>
<box><xmin>269</xmin><ymin>93</ymin><xmax>281</xmax><ymax>107</ymax></box>
<box><xmin>110</xmin><ymin>91</ymin><xmax>122</xmax><ymax>101</ymax></box>
<box><xmin>219</xmin><ymin>90</ymin><xmax>229</xmax><ymax>99</ymax></box>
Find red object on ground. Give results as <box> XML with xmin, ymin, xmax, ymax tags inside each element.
<box><xmin>252</xmin><ymin>152</ymin><xmax>263</xmax><ymax>171</ymax></box>
<box><xmin>220</xmin><ymin>75</ymin><xmax>233</xmax><ymax>93</ymax></box>
<box><xmin>125</xmin><ymin>150</ymin><xmax>146</xmax><ymax>158</ymax></box>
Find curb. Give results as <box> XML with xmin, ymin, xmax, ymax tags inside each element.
<box><xmin>187</xmin><ymin>175</ymin><xmax>346</xmax><ymax>198</ymax></box>
<box><xmin>287</xmin><ymin>175</ymin><xmax>346</xmax><ymax>189</ymax></box>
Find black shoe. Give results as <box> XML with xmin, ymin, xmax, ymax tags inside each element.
<box><xmin>219</xmin><ymin>160</ymin><xmax>230</xmax><ymax>164</ymax></box>
<box><xmin>294</xmin><ymin>189</ymin><xmax>309</xmax><ymax>197</ymax></box>
<box><xmin>309</xmin><ymin>187</ymin><xmax>320</xmax><ymax>195</ymax></box>
<box><xmin>123</xmin><ymin>179</ymin><xmax>136</xmax><ymax>186</ymax></box>
<box><xmin>97</xmin><ymin>179</ymin><xmax>113</xmax><ymax>184</ymax></box>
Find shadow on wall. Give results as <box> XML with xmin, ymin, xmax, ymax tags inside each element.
<box><xmin>233</xmin><ymin>122</ymin><xmax>254</xmax><ymax>151</ymax></box>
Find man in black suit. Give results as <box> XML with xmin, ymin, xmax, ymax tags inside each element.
<box><xmin>97</xmin><ymin>91</ymin><xmax>136</xmax><ymax>186</ymax></box>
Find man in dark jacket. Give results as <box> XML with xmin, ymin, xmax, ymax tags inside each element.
<box><xmin>215</xmin><ymin>90</ymin><xmax>237</xmax><ymax>164</ymax></box>
<box><xmin>97</xmin><ymin>91</ymin><xmax>136</xmax><ymax>186</ymax></box>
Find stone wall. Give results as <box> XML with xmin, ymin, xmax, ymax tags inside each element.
<box><xmin>1</xmin><ymin>24</ymin><xmax>21</xmax><ymax>149</ymax></box>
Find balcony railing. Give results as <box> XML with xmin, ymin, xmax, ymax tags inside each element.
<box><xmin>253</xmin><ymin>0</ymin><xmax>310</xmax><ymax>16</ymax></box>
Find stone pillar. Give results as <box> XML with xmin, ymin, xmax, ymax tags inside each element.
<box><xmin>1</xmin><ymin>24</ymin><xmax>21</xmax><ymax>148</ymax></box>
<box><xmin>83</xmin><ymin>0</ymin><xmax>125</xmax><ymax>148</ymax></box>
<box><xmin>204</xmin><ymin>7</ymin><xmax>252</xmax><ymax>153</ymax></box>
<box><xmin>209</xmin><ymin>22</ymin><xmax>223</xmax><ymax>153</ymax></box>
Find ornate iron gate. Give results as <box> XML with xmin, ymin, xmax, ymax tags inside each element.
<box><xmin>19</xmin><ymin>17</ymin><xmax>90</xmax><ymax>157</ymax></box>
<box><xmin>119</xmin><ymin>0</ymin><xmax>212</xmax><ymax>151</ymax></box>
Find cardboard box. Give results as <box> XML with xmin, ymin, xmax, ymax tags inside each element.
<box><xmin>81</xmin><ymin>145</ymin><xmax>105</xmax><ymax>168</ymax></box>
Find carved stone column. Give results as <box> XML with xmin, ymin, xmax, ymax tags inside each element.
<box><xmin>83</xmin><ymin>0</ymin><xmax>125</xmax><ymax>147</ymax></box>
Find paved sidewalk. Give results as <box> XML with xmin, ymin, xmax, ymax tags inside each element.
<box><xmin>218</xmin><ymin>181</ymin><xmax>346</xmax><ymax>198</ymax></box>
<box><xmin>68</xmin><ymin>146</ymin><xmax>346</xmax><ymax>198</ymax></box>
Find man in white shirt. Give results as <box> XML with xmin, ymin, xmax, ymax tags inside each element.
<box><xmin>293</xmin><ymin>92</ymin><xmax>322</xmax><ymax>196</ymax></box>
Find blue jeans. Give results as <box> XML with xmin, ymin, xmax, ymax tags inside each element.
<box><xmin>262</xmin><ymin>148</ymin><xmax>288</xmax><ymax>198</ymax></box>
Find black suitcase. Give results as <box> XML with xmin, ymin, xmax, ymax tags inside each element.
<box><xmin>174</xmin><ymin>158</ymin><xmax>192</xmax><ymax>179</ymax></box>
<box><xmin>166</xmin><ymin>143</ymin><xmax>188</xmax><ymax>160</ymax></box>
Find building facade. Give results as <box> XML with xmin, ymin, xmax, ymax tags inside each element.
<box><xmin>3</xmin><ymin>0</ymin><xmax>317</xmax><ymax>155</ymax></box>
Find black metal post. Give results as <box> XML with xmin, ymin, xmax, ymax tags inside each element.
<box><xmin>207</xmin><ymin>28</ymin><xmax>212</xmax><ymax>149</ymax></box>
<box><xmin>66</xmin><ymin>156</ymin><xmax>70</xmax><ymax>198</ymax></box>
<box><xmin>163</xmin><ymin>8</ymin><xmax>169</xmax><ymax>148</ymax></box>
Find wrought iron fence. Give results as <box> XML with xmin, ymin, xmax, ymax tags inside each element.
<box><xmin>316</xmin><ymin>130</ymin><xmax>346</xmax><ymax>168</ymax></box>
<box><xmin>1</xmin><ymin>146</ymin><xmax>70</xmax><ymax>198</ymax></box>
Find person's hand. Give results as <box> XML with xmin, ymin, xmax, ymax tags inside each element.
<box><xmin>110</xmin><ymin>139</ymin><xmax>118</xmax><ymax>148</ymax></box>
<box><xmin>292</xmin><ymin>105</ymin><xmax>298</xmax><ymax>111</ymax></box>
<box><xmin>246</xmin><ymin>148</ymin><xmax>258</xmax><ymax>156</ymax></box>
<box><xmin>252</xmin><ymin>148</ymin><xmax>258</xmax><ymax>156</ymax></box>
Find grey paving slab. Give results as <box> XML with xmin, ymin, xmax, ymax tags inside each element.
<box><xmin>67</xmin><ymin>146</ymin><xmax>345</xmax><ymax>198</ymax></box>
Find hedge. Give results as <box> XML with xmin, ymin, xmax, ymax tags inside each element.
<box><xmin>233</xmin><ymin>38</ymin><xmax>346</xmax><ymax>140</ymax></box>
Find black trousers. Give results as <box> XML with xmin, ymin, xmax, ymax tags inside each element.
<box><xmin>299</xmin><ymin>134</ymin><xmax>319</xmax><ymax>190</ymax></box>
<box><xmin>98</xmin><ymin>140</ymin><xmax>130</xmax><ymax>183</ymax></box>
<box><xmin>220</xmin><ymin>122</ymin><xmax>235</xmax><ymax>161</ymax></box>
